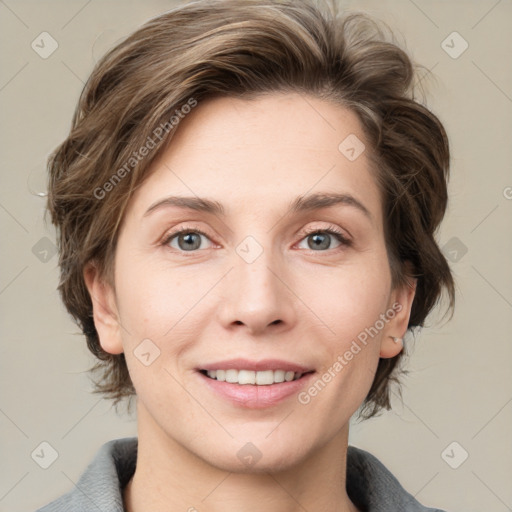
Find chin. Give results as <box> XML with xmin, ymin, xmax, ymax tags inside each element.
<box><xmin>196</xmin><ymin>435</ymin><xmax>312</xmax><ymax>475</ymax></box>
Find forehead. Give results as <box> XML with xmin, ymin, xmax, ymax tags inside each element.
<box><xmin>126</xmin><ymin>93</ymin><xmax>382</xmax><ymax>223</ymax></box>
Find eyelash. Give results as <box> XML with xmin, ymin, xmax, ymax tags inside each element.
<box><xmin>300</xmin><ymin>225</ymin><xmax>352</xmax><ymax>250</ymax></box>
<box><xmin>161</xmin><ymin>224</ymin><xmax>352</xmax><ymax>253</ymax></box>
<box><xmin>161</xmin><ymin>226</ymin><xmax>211</xmax><ymax>250</ymax></box>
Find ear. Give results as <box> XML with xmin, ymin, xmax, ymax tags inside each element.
<box><xmin>83</xmin><ymin>262</ymin><xmax>124</xmax><ymax>355</ymax></box>
<box><xmin>380</xmin><ymin>272</ymin><xmax>417</xmax><ymax>358</ymax></box>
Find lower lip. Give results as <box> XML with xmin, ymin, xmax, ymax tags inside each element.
<box><xmin>198</xmin><ymin>371</ymin><xmax>315</xmax><ymax>409</ymax></box>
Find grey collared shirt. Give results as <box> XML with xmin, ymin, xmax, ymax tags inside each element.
<box><xmin>35</xmin><ymin>437</ymin><xmax>448</xmax><ymax>511</ymax></box>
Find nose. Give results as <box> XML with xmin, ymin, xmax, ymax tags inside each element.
<box><xmin>216</xmin><ymin>247</ymin><xmax>296</xmax><ymax>336</ymax></box>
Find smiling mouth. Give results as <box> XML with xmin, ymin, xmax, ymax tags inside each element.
<box><xmin>199</xmin><ymin>369</ymin><xmax>315</xmax><ymax>385</ymax></box>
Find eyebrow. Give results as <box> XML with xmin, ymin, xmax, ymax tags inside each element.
<box><xmin>144</xmin><ymin>192</ymin><xmax>372</xmax><ymax>221</ymax></box>
<box><xmin>289</xmin><ymin>192</ymin><xmax>372</xmax><ymax>221</ymax></box>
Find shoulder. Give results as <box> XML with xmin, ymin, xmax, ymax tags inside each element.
<box><xmin>346</xmin><ymin>445</ymin><xmax>449</xmax><ymax>512</ymax></box>
<box><xmin>34</xmin><ymin>437</ymin><xmax>137</xmax><ymax>512</ymax></box>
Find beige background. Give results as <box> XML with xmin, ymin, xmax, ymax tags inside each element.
<box><xmin>1</xmin><ymin>1</ymin><xmax>511</xmax><ymax>511</ymax></box>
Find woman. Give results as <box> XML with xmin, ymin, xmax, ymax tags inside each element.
<box><xmin>37</xmin><ymin>0</ymin><xmax>455</xmax><ymax>510</ymax></box>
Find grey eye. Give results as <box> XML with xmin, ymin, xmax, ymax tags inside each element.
<box><xmin>300</xmin><ymin>232</ymin><xmax>342</xmax><ymax>251</ymax></box>
<box><xmin>169</xmin><ymin>231</ymin><xmax>209</xmax><ymax>251</ymax></box>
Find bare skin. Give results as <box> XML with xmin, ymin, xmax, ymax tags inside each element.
<box><xmin>85</xmin><ymin>93</ymin><xmax>416</xmax><ymax>512</ymax></box>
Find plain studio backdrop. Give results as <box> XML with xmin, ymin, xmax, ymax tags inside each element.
<box><xmin>0</xmin><ymin>1</ymin><xmax>511</xmax><ymax>511</ymax></box>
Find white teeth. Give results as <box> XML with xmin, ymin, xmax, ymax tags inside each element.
<box><xmin>273</xmin><ymin>370</ymin><xmax>285</xmax><ymax>383</ymax></box>
<box><xmin>225</xmin><ymin>369</ymin><xmax>238</xmax><ymax>383</ymax></box>
<box><xmin>238</xmin><ymin>369</ymin><xmax>256</xmax><ymax>385</ymax></box>
<box><xmin>255</xmin><ymin>370</ymin><xmax>274</xmax><ymax>385</ymax></box>
<box><xmin>204</xmin><ymin>369</ymin><xmax>304</xmax><ymax>385</ymax></box>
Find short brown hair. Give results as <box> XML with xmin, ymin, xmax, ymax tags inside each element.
<box><xmin>47</xmin><ymin>0</ymin><xmax>455</xmax><ymax>419</ymax></box>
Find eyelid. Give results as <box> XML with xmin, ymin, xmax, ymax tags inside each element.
<box><xmin>160</xmin><ymin>222</ymin><xmax>352</xmax><ymax>252</ymax></box>
<box><xmin>296</xmin><ymin>223</ymin><xmax>352</xmax><ymax>244</ymax></box>
<box><xmin>296</xmin><ymin>224</ymin><xmax>353</xmax><ymax>253</ymax></box>
<box><xmin>160</xmin><ymin>225</ymin><xmax>215</xmax><ymax>248</ymax></box>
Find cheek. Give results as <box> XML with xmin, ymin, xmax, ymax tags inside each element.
<box><xmin>295</xmin><ymin>263</ymin><xmax>389</xmax><ymax>421</ymax></box>
<box><xmin>294</xmin><ymin>257</ymin><xmax>391</xmax><ymax>404</ymax></box>
<box><xmin>300</xmin><ymin>258</ymin><xmax>392</xmax><ymax>344</ymax></box>
<box><xmin>113</xmin><ymin>261</ymin><xmax>207</xmax><ymax>401</ymax></box>
<box><xmin>114</xmin><ymin>242</ymin><xmax>392</xmax><ymax>349</ymax></box>
<box><xmin>113</xmin><ymin>251</ymin><xmax>210</xmax><ymax>341</ymax></box>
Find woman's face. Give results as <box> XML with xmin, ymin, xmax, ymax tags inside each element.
<box><xmin>88</xmin><ymin>93</ymin><xmax>414</xmax><ymax>472</ymax></box>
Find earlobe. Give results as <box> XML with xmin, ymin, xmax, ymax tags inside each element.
<box><xmin>380</xmin><ymin>335</ymin><xmax>403</xmax><ymax>358</ymax></box>
<box><xmin>380</xmin><ymin>274</ymin><xmax>417</xmax><ymax>359</ymax></box>
<box><xmin>83</xmin><ymin>263</ymin><xmax>124</xmax><ymax>355</ymax></box>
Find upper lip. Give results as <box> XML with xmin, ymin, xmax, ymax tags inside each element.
<box><xmin>199</xmin><ymin>358</ymin><xmax>314</xmax><ymax>373</ymax></box>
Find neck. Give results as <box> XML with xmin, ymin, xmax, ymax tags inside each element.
<box><xmin>124</xmin><ymin>402</ymin><xmax>359</xmax><ymax>512</ymax></box>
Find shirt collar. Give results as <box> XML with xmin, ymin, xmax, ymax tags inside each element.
<box><xmin>38</xmin><ymin>437</ymin><xmax>446</xmax><ymax>512</ymax></box>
